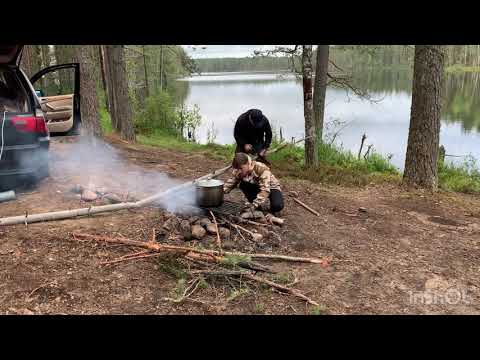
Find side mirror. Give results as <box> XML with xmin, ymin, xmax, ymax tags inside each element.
<box><xmin>35</xmin><ymin>89</ymin><xmax>44</xmax><ymax>97</ymax></box>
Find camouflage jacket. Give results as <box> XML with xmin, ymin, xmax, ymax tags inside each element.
<box><xmin>223</xmin><ymin>160</ymin><xmax>281</xmax><ymax>208</ymax></box>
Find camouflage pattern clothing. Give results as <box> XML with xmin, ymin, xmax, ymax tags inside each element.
<box><xmin>223</xmin><ymin>159</ymin><xmax>281</xmax><ymax>209</ymax></box>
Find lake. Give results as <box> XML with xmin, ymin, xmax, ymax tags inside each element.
<box><xmin>177</xmin><ymin>70</ymin><xmax>480</xmax><ymax>170</ymax></box>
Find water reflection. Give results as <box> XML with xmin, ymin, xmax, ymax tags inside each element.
<box><xmin>176</xmin><ymin>70</ymin><xmax>480</xmax><ymax>170</ymax></box>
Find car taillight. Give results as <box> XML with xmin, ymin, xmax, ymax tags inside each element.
<box><xmin>11</xmin><ymin>116</ymin><xmax>48</xmax><ymax>136</ymax></box>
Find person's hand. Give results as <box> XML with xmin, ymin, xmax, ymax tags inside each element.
<box><xmin>259</xmin><ymin>148</ymin><xmax>268</xmax><ymax>157</ymax></box>
<box><xmin>244</xmin><ymin>144</ymin><xmax>253</xmax><ymax>152</ymax></box>
<box><xmin>243</xmin><ymin>202</ymin><xmax>256</xmax><ymax>212</ymax></box>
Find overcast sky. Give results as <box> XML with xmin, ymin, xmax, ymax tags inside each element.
<box><xmin>182</xmin><ymin>45</ymin><xmax>292</xmax><ymax>59</ymax></box>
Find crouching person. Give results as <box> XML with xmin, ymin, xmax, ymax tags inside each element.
<box><xmin>223</xmin><ymin>152</ymin><xmax>284</xmax><ymax>215</ymax></box>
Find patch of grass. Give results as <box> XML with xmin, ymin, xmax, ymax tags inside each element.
<box><xmin>220</xmin><ymin>254</ymin><xmax>252</xmax><ymax>267</ymax></box>
<box><xmin>271</xmin><ymin>272</ymin><xmax>294</xmax><ymax>285</ymax></box>
<box><xmin>227</xmin><ymin>287</ymin><xmax>249</xmax><ymax>302</ymax></box>
<box><xmin>271</xmin><ymin>142</ymin><xmax>400</xmax><ymax>187</ymax></box>
<box><xmin>438</xmin><ymin>157</ymin><xmax>480</xmax><ymax>194</ymax></box>
<box><xmin>99</xmin><ymin>107</ymin><xmax>113</xmax><ymax>134</ymax></box>
<box><xmin>310</xmin><ymin>305</ymin><xmax>326</xmax><ymax>315</ymax></box>
<box><xmin>254</xmin><ymin>302</ymin><xmax>266</xmax><ymax>314</ymax></box>
<box><xmin>156</xmin><ymin>257</ymin><xmax>188</xmax><ymax>280</ymax></box>
<box><xmin>174</xmin><ymin>279</ymin><xmax>187</xmax><ymax>299</ymax></box>
<box><xmin>137</xmin><ymin>129</ymin><xmax>235</xmax><ymax>162</ymax></box>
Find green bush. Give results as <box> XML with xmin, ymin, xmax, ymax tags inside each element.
<box><xmin>438</xmin><ymin>156</ymin><xmax>480</xmax><ymax>194</ymax></box>
<box><xmin>135</xmin><ymin>90</ymin><xmax>179</xmax><ymax>135</ymax></box>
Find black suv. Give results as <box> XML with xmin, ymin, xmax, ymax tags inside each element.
<box><xmin>0</xmin><ymin>45</ymin><xmax>81</xmax><ymax>191</ymax></box>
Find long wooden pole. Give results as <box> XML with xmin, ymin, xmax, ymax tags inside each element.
<box><xmin>72</xmin><ymin>232</ymin><xmax>325</xmax><ymax>264</ymax></box>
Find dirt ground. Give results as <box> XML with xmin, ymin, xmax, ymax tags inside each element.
<box><xmin>1</xmin><ymin>135</ymin><xmax>479</xmax><ymax>315</ymax></box>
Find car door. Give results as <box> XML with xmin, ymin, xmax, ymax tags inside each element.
<box><xmin>30</xmin><ymin>63</ymin><xmax>81</xmax><ymax>136</ymax></box>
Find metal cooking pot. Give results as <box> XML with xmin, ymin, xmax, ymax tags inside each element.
<box><xmin>196</xmin><ymin>179</ymin><xmax>224</xmax><ymax>207</ymax></box>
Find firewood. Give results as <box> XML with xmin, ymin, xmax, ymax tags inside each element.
<box><xmin>209</xmin><ymin>210</ymin><xmax>222</xmax><ymax>250</ymax></box>
<box><xmin>293</xmin><ymin>198</ymin><xmax>320</xmax><ymax>217</ymax></box>
<box><xmin>71</xmin><ymin>232</ymin><xmax>326</xmax><ymax>264</ymax></box>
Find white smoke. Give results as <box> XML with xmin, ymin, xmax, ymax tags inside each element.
<box><xmin>49</xmin><ymin>136</ymin><xmax>198</xmax><ymax>214</ymax></box>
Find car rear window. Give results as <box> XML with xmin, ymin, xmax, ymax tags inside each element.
<box><xmin>0</xmin><ymin>68</ymin><xmax>29</xmax><ymax>113</ymax></box>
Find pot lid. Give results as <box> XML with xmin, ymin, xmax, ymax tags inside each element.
<box><xmin>196</xmin><ymin>179</ymin><xmax>224</xmax><ymax>187</ymax></box>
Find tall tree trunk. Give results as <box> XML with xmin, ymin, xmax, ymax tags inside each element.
<box><xmin>160</xmin><ymin>45</ymin><xmax>164</xmax><ymax>91</ymax></box>
<box><xmin>403</xmin><ymin>45</ymin><xmax>445</xmax><ymax>190</ymax></box>
<box><xmin>20</xmin><ymin>45</ymin><xmax>35</xmax><ymax>78</ymax></box>
<box><xmin>98</xmin><ymin>46</ymin><xmax>109</xmax><ymax>111</ymax></box>
<box><xmin>73</xmin><ymin>46</ymin><xmax>103</xmax><ymax>138</ymax></box>
<box><xmin>32</xmin><ymin>46</ymin><xmax>45</xmax><ymax>88</ymax></box>
<box><xmin>40</xmin><ymin>45</ymin><xmax>53</xmax><ymax>93</ymax></box>
<box><xmin>142</xmin><ymin>45</ymin><xmax>149</xmax><ymax>97</ymax></box>
<box><xmin>302</xmin><ymin>45</ymin><xmax>317</xmax><ymax>167</ymax></box>
<box><xmin>313</xmin><ymin>45</ymin><xmax>329</xmax><ymax>142</ymax></box>
<box><xmin>104</xmin><ymin>45</ymin><xmax>136</xmax><ymax>142</ymax></box>
<box><xmin>103</xmin><ymin>45</ymin><xmax>119</xmax><ymax>131</ymax></box>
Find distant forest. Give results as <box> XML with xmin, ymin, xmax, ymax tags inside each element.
<box><xmin>194</xmin><ymin>45</ymin><xmax>480</xmax><ymax>73</ymax></box>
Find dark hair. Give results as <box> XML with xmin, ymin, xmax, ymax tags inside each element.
<box><xmin>232</xmin><ymin>152</ymin><xmax>250</xmax><ymax>169</ymax></box>
<box><xmin>249</xmin><ymin>109</ymin><xmax>263</xmax><ymax>121</ymax></box>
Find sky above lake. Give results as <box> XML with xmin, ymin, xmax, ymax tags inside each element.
<box><xmin>182</xmin><ymin>45</ymin><xmax>294</xmax><ymax>59</ymax></box>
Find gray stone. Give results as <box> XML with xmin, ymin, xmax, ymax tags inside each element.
<box><xmin>191</xmin><ymin>225</ymin><xmax>206</xmax><ymax>240</ymax></box>
<box><xmin>81</xmin><ymin>189</ymin><xmax>98</xmax><ymax>202</ymax></box>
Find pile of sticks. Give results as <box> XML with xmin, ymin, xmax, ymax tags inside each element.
<box><xmin>72</xmin><ymin>231</ymin><xmax>326</xmax><ymax>307</ymax></box>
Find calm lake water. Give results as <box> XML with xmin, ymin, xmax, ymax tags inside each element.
<box><xmin>177</xmin><ymin>70</ymin><xmax>480</xmax><ymax>170</ymax></box>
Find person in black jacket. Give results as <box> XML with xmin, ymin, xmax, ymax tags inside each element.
<box><xmin>234</xmin><ymin>109</ymin><xmax>272</xmax><ymax>163</ymax></box>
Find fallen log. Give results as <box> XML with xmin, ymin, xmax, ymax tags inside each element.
<box><xmin>0</xmin><ymin>202</ymin><xmax>139</xmax><ymax>226</ymax></box>
<box><xmin>71</xmin><ymin>232</ymin><xmax>325</xmax><ymax>264</ymax></box>
<box><xmin>293</xmin><ymin>198</ymin><xmax>320</xmax><ymax>217</ymax></box>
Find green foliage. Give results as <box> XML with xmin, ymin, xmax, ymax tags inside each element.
<box><xmin>176</xmin><ymin>104</ymin><xmax>202</xmax><ymax>141</ymax></box>
<box><xmin>135</xmin><ymin>90</ymin><xmax>179</xmax><ymax>135</ymax></box>
<box><xmin>99</xmin><ymin>107</ymin><xmax>113</xmax><ymax>134</ymax></box>
<box><xmin>310</xmin><ymin>305</ymin><xmax>325</xmax><ymax>315</ymax></box>
<box><xmin>227</xmin><ymin>287</ymin><xmax>249</xmax><ymax>302</ymax></box>
<box><xmin>220</xmin><ymin>254</ymin><xmax>252</xmax><ymax>267</ymax></box>
<box><xmin>268</xmin><ymin>141</ymin><xmax>399</xmax><ymax>186</ymax></box>
<box><xmin>254</xmin><ymin>302</ymin><xmax>266</xmax><ymax>314</ymax></box>
<box><xmin>195</xmin><ymin>56</ymin><xmax>292</xmax><ymax>73</ymax></box>
<box><xmin>271</xmin><ymin>272</ymin><xmax>294</xmax><ymax>285</ymax></box>
<box><xmin>438</xmin><ymin>156</ymin><xmax>480</xmax><ymax>194</ymax></box>
<box><xmin>156</xmin><ymin>257</ymin><xmax>188</xmax><ymax>280</ymax></box>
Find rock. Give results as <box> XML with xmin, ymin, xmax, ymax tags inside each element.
<box><xmin>252</xmin><ymin>233</ymin><xmax>264</xmax><ymax>242</ymax></box>
<box><xmin>180</xmin><ymin>220</ymin><xmax>192</xmax><ymax>241</ymax></box>
<box><xmin>218</xmin><ymin>227</ymin><xmax>231</xmax><ymax>240</ymax></box>
<box><xmin>358</xmin><ymin>207</ymin><xmax>367</xmax><ymax>213</ymax></box>
<box><xmin>188</xmin><ymin>216</ymin><xmax>200</xmax><ymax>225</ymax></box>
<box><xmin>81</xmin><ymin>189</ymin><xmax>98</xmax><ymax>202</ymax></box>
<box><xmin>191</xmin><ymin>225</ymin><xmax>206</xmax><ymax>240</ymax></box>
<box><xmin>206</xmin><ymin>224</ymin><xmax>218</xmax><ymax>235</ymax></box>
<box><xmin>103</xmin><ymin>193</ymin><xmax>123</xmax><ymax>204</ymax></box>
<box><xmin>163</xmin><ymin>217</ymin><xmax>180</xmax><ymax>232</ymax></box>
<box><xmin>199</xmin><ymin>218</ymin><xmax>212</xmax><ymax>228</ymax></box>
